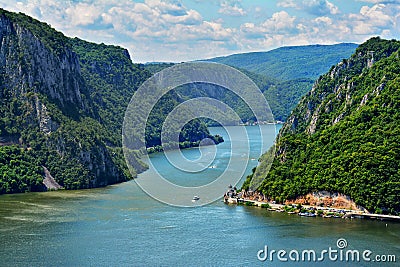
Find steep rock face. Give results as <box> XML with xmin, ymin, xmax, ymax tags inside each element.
<box><xmin>34</xmin><ymin>96</ymin><xmax>59</xmax><ymax>135</ymax></box>
<box><xmin>249</xmin><ymin>37</ymin><xmax>400</xmax><ymax>214</ymax></box>
<box><xmin>280</xmin><ymin>38</ymin><xmax>400</xmax><ymax>139</ymax></box>
<box><xmin>0</xmin><ymin>14</ymin><xmax>89</xmax><ymax>113</ymax></box>
<box><xmin>0</xmin><ymin>9</ymin><xmax>127</xmax><ymax>191</ymax></box>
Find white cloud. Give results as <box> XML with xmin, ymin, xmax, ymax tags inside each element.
<box><xmin>171</xmin><ymin>21</ymin><xmax>235</xmax><ymax>41</ymax></box>
<box><xmin>239</xmin><ymin>11</ymin><xmax>297</xmax><ymax>42</ymax></box>
<box><xmin>348</xmin><ymin>4</ymin><xmax>396</xmax><ymax>35</ymax></box>
<box><xmin>314</xmin><ymin>16</ymin><xmax>333</xmax><ymax>24</ymax></box>
<box><xmin>161</xmin><ymin>9</ymin><xmax>202</xmax><ymax>25</ymax></box>
<box><xmin>326</xmin><ymin>1</ymin><xmax>339</xmax><ymax>14</ymax></box>
<box><xmin>218</xmin><ymin>1</ymin><xmax>247</xmax><ymax>16</ymax></box>
<box><xmin>240</xmin><ymin>22</ymin><xmax>266</xmax><ymax>39</ymax></box>
<box><xmin>359</xmin><ymin>4</ymin><xmax>392</xmax><ymax>27</ymax></box>
<box><xmin>145</xmin><ymin>0</ymin><xmax>187</xmax><ymax>16</ymax></box>
<box><xmin>65</xmin><ymin>3</ymin><xmax>102</xmax><ymax>26</ymax></box>
<box><xmin>277</xmin><ymin>0</ymin><xmax>297</xmax><ymax>8</ymax></box>
<box><xmin>262</xmin><ymin>11</ymin><xmax>296</xmax><ymax>32</ymax></box>
<box><xmin>278</xmin><ymin>0</ymin><xmax>340</xmax><ymax>16</ymax></box>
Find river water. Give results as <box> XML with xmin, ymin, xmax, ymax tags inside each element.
<box><xmin>0</xmin><ymin>125</ymin><xmax>399</xmax><ymax>266</ymax></box>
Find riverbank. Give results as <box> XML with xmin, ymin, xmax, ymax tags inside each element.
<box><xmin>224</xmin><ymin>197</ymin><xmax>400</xmax><ymax>221</ymax></box>
<box><xmin>223</xmin><ymin>188</ymin><xmax>400</xmax><ymax>221</ymax></box>
<box><xmin>224</xmin><ymin>196</ymin><xmax>358</xmax><ymax>218</ymax></box>
<box><xmin>146</xmin><ymin>134</ymin><xmax>224</xmax><ymax>153</ymax></box>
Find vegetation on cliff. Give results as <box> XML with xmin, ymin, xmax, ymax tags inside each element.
<box><xmin>245</xmin><ymin>37</ymin><xmax>400</xmax><ymax>215</ymax></box>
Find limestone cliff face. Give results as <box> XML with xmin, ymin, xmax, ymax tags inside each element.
<box><xmin>34</xmin><ymin>96</ymin><xmax>59</xmax><ymax>135</ymax></box>
<box><xmin>276</xmin><ymin>38</ymin><xmax>400</xmax><ymax>159</ymax></box>
<box><xmin>0</xmin><ymin>9</ymin><xmax>129</xmax><ymax>189</ymax></box>
<box><xmin>0</xmin><ymin>15</ymin><xmax>89</xmax><ymax>111</ymax></box>
<box><xmin>0</xmin><ymin>13</ymin><xmax>92</xmax><ymax>135</ymax></box>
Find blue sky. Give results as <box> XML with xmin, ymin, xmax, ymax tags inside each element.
<box><xmin>1</xmin><ymin>0</ymin><xmax>399</xmax><ymax>62</ymax></box>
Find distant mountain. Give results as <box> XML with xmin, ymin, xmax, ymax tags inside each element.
<box><xmin>244</xmin><ymin>37</ymin><xmax>400</xmax><ymax>215</ymax></box>
<box><xmin>207</xmin><ymin>43</ymin><xmax>358</xmax><ymax>81</ymax></box>
<box><xmin>206</xmin><ymin>43</ymin><xmax>358</xmax><ymax>121</ymax></box>
<box><xmin>0</xmin><ymin>9</ymin><xmax>218</xmax><ymax>194</ymax></box>
<box><xmin>146</xmin><ymin>44</ymin><xmax>358</xmax><ymax>123</ymax></box>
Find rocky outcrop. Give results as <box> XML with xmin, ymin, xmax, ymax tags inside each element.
<box><xmin>279</xmin><ymin>38</ymin><xmax>399</xmax><ymax>139</ymax></box>
<box><xmin>35</xmin><ymin>96</ymin><xmax>59</xmax><ymax>135</ymax></box>
<box><xmin>42</xmin><ymin>166</ymin><xmax>62</xmax><ymax>190</ymax></box>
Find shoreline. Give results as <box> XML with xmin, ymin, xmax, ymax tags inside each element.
<box><xmin>223</xmin><ymin>187</ymin><xmax>400</xmax><ymax>222</ymax></box>
<box><xmin>223</xmin><ymin>196</ymin><xmax>400</xmax><ymax>222</ymax></box>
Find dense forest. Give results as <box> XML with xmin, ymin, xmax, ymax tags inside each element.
<box><xmin>244</xmin><ymin>37</ymin><xmax>400</xmax><ymax>215</ymax></box>
<box><xmin>0</xmin><ymin>8</ymin><xmax>220</xmax><ymax>194</ymax></box>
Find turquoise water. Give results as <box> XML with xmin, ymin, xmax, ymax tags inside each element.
<box><xmin>0</xmin><ymin>125</ymin><xmax>399</xmax><ymax>266</ymax></box>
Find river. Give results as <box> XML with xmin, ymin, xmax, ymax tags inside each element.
<box><xmin>0</xmin><ymin>125</ymin><xmax>399</xmax><ymax>266</ymax></box>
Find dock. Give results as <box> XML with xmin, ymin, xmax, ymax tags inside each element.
<box><xmin>343</xmin><ymin>213</ymin><xmax>400</xmax><ymax>222</ymax></box>
<box><xmin>224</xmin><ymin>197</ymin><xmax>283</xmax><ymax>209</ymax></box>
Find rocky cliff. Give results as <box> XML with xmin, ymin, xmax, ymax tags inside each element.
<box><xmin>0</xmin><ymin>12</ymin><xmax>91</xmax><ymax>115</ymax></box>
<box><xmin>0</xmin><ymin>9</ymin><xmax>131</xmax><ymax>192</ymax></box>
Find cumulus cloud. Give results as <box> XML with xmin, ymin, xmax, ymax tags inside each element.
<box><xmin>277</xmin><ymin>0</ymin><xmax>297</xmax><ymax>8</ymax></box>
<box><xmin>240</xmin><ymin>22</ymin><xmax>266</xmax><ymax>39</ymax></box>
<box><xmin>161</xmin><ymin>9</ymin><xmax>202</xmax><ymax>25</ymax></box>
<box><xmin>314</xmin><ymin>16</ymin><xmax>333</xmax><ymax>24</ymax></box>
<box><xmin>278</xmin><ymin>0</ymin><xmax>339</xmax><ymax>16</ymax></box>
<box><xmin>307</xmin><ymin>0</ymin><xmax>339</xmax><ymax>15</ymax></box>
<box><xmin>348</xmin><ymin>4</ymin><xmax>397</xmax><ymax>35</ymax></box>
<box><xmin>262</xmin><ymin>11</ymin><xmax>296</xmax><ymax>33</ymax></box>
<box><xmin>218</xmin><ymin>1</ymin><xmax>247</xmax><ymax>16</ymax></box>
<box><xmin>171</xmin><ymin>21</ymin><xmax>235</xmax><ymax>42</ymax></box>
<box><xmin>239</xmin><ymin>11</ymin><xmax>297</xmax><ymax>42</ymax></box>
<box><xmin>65</xmin><ymin>3</ymin><xmax>102</xmax><ymax>27</ymax></box>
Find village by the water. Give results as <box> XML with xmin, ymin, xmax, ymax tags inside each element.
<box><xmin>223</xmin><ymin>186</ymin><xmax>400</xmax><ymax>222</ymax></box>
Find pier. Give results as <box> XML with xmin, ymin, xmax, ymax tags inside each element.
<box><xmin>343</xmin><ymin>213</ymin><xmax>400</xmax><ymax>222</ymax></box>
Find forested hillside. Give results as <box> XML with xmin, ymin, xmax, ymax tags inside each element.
<box><xmin>245</xmin><ymin>37</ymin><xmax>400</xmax><ymax>215</ymax></box>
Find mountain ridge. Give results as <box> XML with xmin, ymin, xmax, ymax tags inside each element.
<box><xmin>205</xmin><ymin>43</ymin><xmax>358</xmax><ymax>81</ymax></box>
